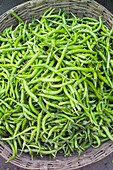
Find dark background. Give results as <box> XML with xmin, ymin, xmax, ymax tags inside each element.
<box><xmin>0</xmin><ymin>0</ymin><xmax>113</xmax><ymax>170</ymax></box>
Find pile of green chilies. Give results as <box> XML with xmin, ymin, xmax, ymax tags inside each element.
<box><xmin>0</xmin><ymin>8</ymin><xmax>113</xmax><ymax>161</ymax></box>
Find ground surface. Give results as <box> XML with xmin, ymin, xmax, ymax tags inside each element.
<box><xmin>0</xmin><ymin>0</ymin><xmax>113</xmax><ymax>170</ymax></box>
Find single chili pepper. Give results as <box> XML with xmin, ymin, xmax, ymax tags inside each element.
<box><xmin>19</xmin><ymin>53</ymin><xmax>39</xmax><ymax>73</ymax></box>
<box><xmin>35</xmin><ymin>111</ymin><xmax>42</xmax><ymax>143</ymax></box>
<box><xmin>102</xmin><ymin>126</ymin><xmax>113</xmax><ymax>141</ymax></box>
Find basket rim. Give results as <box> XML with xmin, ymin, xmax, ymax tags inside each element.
<box><xmin>0</xmin><ymin>140</ymin><xmax>113</xmax><ymax>169</ymax></box>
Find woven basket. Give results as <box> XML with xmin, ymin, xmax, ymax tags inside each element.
<box><xmin>0</xmin><ymin>0</ymin><xmax>113</xmax><ymax>169</ymax></box>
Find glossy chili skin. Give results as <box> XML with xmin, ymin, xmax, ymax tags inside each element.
<box><xmin>0</xmin><ymin>8</ymin><xmax>113</xmax><ymax>161</ymax></box>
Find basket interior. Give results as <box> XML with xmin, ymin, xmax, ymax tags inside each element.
<box><xmin>0</xmin><ymin>0</ymin><xmax>113</xmax><ymax>169</ymax></box>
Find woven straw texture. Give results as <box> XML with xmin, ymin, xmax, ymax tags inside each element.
<box><xmin>0</xmin><ymin>0</ymin><xmax>113</xmax><ymax>169</ymax></box>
